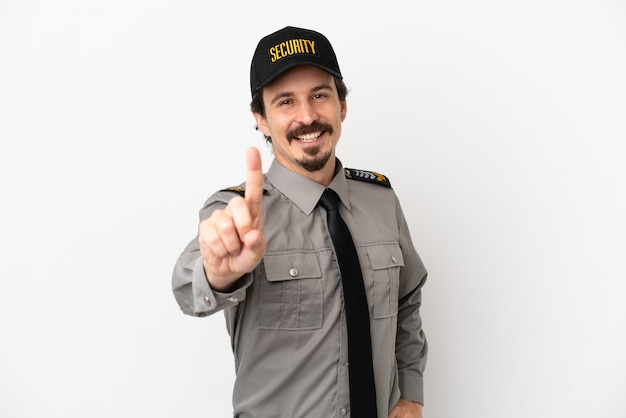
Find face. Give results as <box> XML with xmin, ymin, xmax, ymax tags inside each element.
<box><xmin>253</xmin><ymin>65</ymin><xmax>347</xmax><ymax>182</ymax></box>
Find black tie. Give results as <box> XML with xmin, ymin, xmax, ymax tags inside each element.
<box><xmin>319</xmin><ymin>188</ymin><xmax>378</xmax><ymax>417</ymax></box>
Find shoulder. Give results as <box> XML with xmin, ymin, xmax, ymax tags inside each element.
<box><xmin>343</xmin><ymin>167</ymin><xmax>392</xmax><ymax>188</ymax></box>
<box><xmin>218</xmin><ymin>185</ymin><xmax>270</xmax><ymax>198</ymax></box>
<box><xmin>199</xmin><ymin>183</ymin><xmax>269</xmax><ymax>220</ymax></box>
<box><xmin>218</xmin><ymin>186</ymin><xmax>247</xmax><ymax>197</ymax></box>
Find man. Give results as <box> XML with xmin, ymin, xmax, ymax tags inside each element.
<box><xmin>172</xmin><ymin>26</ymin><xmax>428</xmax><ymax>418</ymax></box>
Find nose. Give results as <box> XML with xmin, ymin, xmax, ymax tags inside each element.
<box><xmin>295</xmin><ymin>100</ymin><xmax>318</xmax><ymax>125</ymax></box>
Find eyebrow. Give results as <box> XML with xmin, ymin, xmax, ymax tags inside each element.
<box><xmin>269</xmin><ymin>83</ymin><xmax>334</xmax><ymax>106</ymax></box>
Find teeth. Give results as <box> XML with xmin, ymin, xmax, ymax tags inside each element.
<box><xmin>296</xmin><ymin>132</ymin><xmax>321</xmax><ymax>142</ymax></box>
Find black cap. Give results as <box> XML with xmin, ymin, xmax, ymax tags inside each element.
<box><xmin>250</xmin><ymin>26</ymin><xmax>342</xmax><ymax>96</ymax></box>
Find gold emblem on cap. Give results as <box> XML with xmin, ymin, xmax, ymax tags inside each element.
<box><xmin>269</xmin><ymin>39</ymin><xmax>317</xmax><ymax>63</ymax></box>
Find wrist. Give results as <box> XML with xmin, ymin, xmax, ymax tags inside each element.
<box><xmin>203</xmin><ymin>264</ymin><xmax>241</xmax><ymax>292</ymax></box>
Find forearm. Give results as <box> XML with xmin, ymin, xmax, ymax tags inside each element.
<box><xmin>395</xmin><ymin>282</ymin><xmax>428</xmax><ymax>403</ymax></box>
<box><xmin>394</xmin><ymin>198</ymin><xmax>429</xmax><ymax>403</ymax></box>
<box><xmin>172</xmin><ymin>238</ymin><xmax>250</xmax><ymax>317</ymax></box>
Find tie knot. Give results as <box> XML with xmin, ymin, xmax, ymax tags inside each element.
<box><xmin>319</xmin><ymin>188</ymin><xmax>341</xmax><ymax>211</ymax></box>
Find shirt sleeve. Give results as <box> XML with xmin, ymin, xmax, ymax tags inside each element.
<box><xmin>171</xmin><ymin>196</ymin><xmax>253</xmax><ymax>317</ymax></box>
<box><xmin>394</xmin><ymin>196</ymin><xmax>429</xmax><ymax>404</ymax></box>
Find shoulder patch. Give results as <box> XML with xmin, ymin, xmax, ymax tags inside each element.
<box><xmin>219</xmin><ymin>186</ymin><xmax>269</xmax><ymax>197</ymax></box>
<box><xmin>344</xmin><ymin>168</ymin><xmax>392</xmax><ymax>188</ymax></box>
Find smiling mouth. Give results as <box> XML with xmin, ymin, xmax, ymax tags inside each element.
<box><xmin>288</xmin><ymin>121</ymin><xmax>333</xmax><ymax>144</ymax></box>
<box><xmin>295</xmin><ymin>131</ymin><xmax>322</xmax><ymax>143</ymax></box>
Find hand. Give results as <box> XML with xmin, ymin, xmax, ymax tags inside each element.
<box><xmin>387</xmin><ymin>399</ymin><xmax>423</xmax><ymax>418</ymax></box>
<box><xmin>199</xmin><ymin>147</ymin><xmax>267</xmax><ymax>291</ymax></box>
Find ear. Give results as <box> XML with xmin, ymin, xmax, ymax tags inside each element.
<box><xmin>253</xmin><ymin>112</ymin><xmax>271</xmax><ymax>137</ymax></box>
<box><xmin>340</xmin><ymin>100</ymin><xmax>347</xmax><ymax>122</ymax></box>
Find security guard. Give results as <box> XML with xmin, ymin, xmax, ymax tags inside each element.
<box><xmin>172</xmin><ymin>26</ymin><xmax>428</xmax><ymax>418</ymax></box>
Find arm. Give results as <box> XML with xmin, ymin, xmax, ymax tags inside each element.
<box><xmin>171</xmin><ymin>229</ymin><xmax>254</xmax><ymax>317</ymax></box>
<box><xmin>171</xmin><ymin>147</ymin><xmax>266</xmax><ymax>317</ymax></box>
<box><xmin>394</xmin><ymin>197</ymin><xmax>428</xmax><ymax>405</ymax></box>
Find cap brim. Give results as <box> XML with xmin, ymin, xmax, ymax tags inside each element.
<box><xmin>254</xmin><ymin>62</ymin><xmax>343</xmax><ymax>94</ymax></box>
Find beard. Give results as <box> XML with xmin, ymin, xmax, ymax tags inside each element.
<box><xmin>287</xmin><ymin>120</ymin><xmax>334</xmax><ymax>172</ymax></box>
<box><xmin>297</xmin><ymin>147</ymin><xmax>333</xmax><ymax>172</ymax></box>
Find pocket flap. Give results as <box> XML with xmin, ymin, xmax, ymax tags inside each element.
<box><xmin>366</xmin><ymin>244</ymin><xmax>405</xmax><ymax>270</ymax></box>
<box><xmin>263</xmin><ymin>252</ymin><xmax>322</xmax><ymax>282</ymax></box>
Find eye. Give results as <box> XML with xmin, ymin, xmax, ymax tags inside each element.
<box><xmin>279</xmin><ymin>98</ymin><xmax>293</xmax><ymax>106</ymax></box>
<box><xmin>312</xmin><ymin>93</ymin><xmax>326</xmax><ymax>100</ymax></box>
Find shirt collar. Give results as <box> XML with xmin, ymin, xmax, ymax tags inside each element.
<box><xmin>266</xmin><ymin>158</ymin><xmax>352</xmax><ymax>215</ymax></box>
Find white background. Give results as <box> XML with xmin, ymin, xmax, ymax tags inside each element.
<box><xmin>1</xmin><ymin>1</ymin><xmax>625</xmax><ymax>417</ymax></box>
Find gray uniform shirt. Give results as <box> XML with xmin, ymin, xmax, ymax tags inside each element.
<box><xmin>172</xmin><ymin>159</ymin><xmax>428</xmax><ymax>418</ymax></box>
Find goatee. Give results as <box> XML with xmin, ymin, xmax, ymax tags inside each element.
<box><xmin>297</xmin><ymin>147</ymin><xmax>333</xmax><ymax>172</ymax></box>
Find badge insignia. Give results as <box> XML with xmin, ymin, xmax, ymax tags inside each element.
<box><xmin>344</xmin><ymin>168</ymin><xmax>392</xmax><ymax>188</ymax></box>
<box><xmin>220</xmin><ymin>186</ymin><xmax>269</xmax><ymax>197</ymax></box>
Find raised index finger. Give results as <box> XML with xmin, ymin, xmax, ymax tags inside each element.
<box><xmin>245</xmin><ymin>147</ymin><xmax>264</xmax><ymax>224</ymax></box>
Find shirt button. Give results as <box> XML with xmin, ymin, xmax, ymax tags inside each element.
<box><xmin>289</xmin><ymin>268</ymin><xmax>299</xmax><ymax>277</ymax></box>
<box><xmin>340</xmin><ymin>407</ymin><xmax>347</xmax><ymax>416</ymax></box>
<box><xmin>391</xmin><ymin>256</ymin><xmax>398</xmax><ymax>263</ymax></box>
<box><xmin>227</xmin><ymin>296</ymin><xmax>239</xmax><ymax>303</ymax></box>
<box><xmin>203</xmin><ymin>295</ymin><xmax>210</xmax><ymax>304</ymax></box>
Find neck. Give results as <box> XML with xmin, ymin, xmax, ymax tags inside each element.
<box><xmin>305</xmin><ymin>158</ymin><xmax>336</xmax><ymax>186</ymax></box>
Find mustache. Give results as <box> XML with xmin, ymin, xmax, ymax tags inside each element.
<box><xmin>286</xmin><ymin>121</ymin><xmax>333</xmax><ymax>141</ymax></box>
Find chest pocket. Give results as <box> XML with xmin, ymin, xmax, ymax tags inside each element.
<box><xmin>365</xmin><ymin>244</ymin><xmax>404</xmax><ymax>319</ymax></box>
<box><xmin>258</xmin><ymin>252</ymin><xmax>323</xmax><ymax>330</ymax></box>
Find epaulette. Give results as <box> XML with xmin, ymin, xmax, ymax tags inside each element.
<box><xmin>344</xmin><ymin>168</ymin><xmax>392</xmax><ymax>188</ymax></box>
<box><xmin>220</xmin><ymin>186</ymin><xmax>269</xmax><ymax>197</ymax></box>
